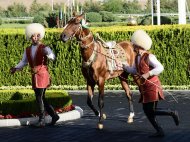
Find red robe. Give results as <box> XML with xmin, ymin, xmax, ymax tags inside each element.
<box><xmin>26</xmin><ymin>44</ymin><xmax>50</xmax><ymax>89</ymax></box>
<box><xmin>136</xmin><ymin>53</ymin><xmax>165</xmax><ymax>103</ymax></box>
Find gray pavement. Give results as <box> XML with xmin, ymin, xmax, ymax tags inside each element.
<box><xmin>0</xmin><ymin>90</ymin><xmax>190</xmax><ymax>142</ymax></box>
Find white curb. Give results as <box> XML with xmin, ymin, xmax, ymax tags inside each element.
<box><xmin>0</xmin><ymin>106</ymin><xmax>83</xmax><ymax>127</ymax></box>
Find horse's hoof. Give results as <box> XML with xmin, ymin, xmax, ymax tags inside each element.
<box><xmin>127</xmin><ymin>112</ymin><xmax>135</xmax><ymax>123</ymax></box>
<box><xmin>102</xmin><ymin>113</ymin><xmax>106</xmax><ymax>120</ymax></box>
<box><xmin>127</xmin><ymin>117</ymin><xmax>133</xmax><ymax>123</ymax></box>
<box><xmin>97</xmin><ymin>123</ymin><xmax>104</xmax><ymax>130</ymax></box>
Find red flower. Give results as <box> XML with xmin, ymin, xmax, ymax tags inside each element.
<box><xmin>5</xmin><ymin>114</ymin><xmax>13</xmax><ymax>119</ymax></box>
<box><xmin>0</xmin><ymin>114</ymin><xmax>4</xmax><ymax>119</ymax></box>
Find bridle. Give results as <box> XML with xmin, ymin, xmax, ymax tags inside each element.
<box><xmin>64</xmin><ymin>19</ymin><xmax>94</xmax><ymax>49</ymax></box>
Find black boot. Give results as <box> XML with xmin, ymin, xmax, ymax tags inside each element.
<box><xmin>34</xmin><ymin>119</ymin><xmax>45</xmax><ymax>127</ymax></box>
<box><xmin>154</xmin><ymin>108</ymin><xmax>179</xmax><ymax>126</ymax></box>
<box><xmin>33</xmin><ymin>112</ymin><xmax>46</xmax><ymax>128</ymax></box>
<box><xmin>145</xmin><ymin>114</ymin><xmax>165</xmax><ymax>137</ymax></box>
<box><xmin>149</xmin><ymin>126</ymin><xmax>165</xmax><ymax>137</ymax></box>
<box><xmin>171</xmin><ymin>110</ymin><xmax>179</xmax><ymax>126</ymax></box>
<box><xmin>50</xmin><ymin>114</ymin><xmax>60</xmax><ymax>125</ymax></box>
<box><xmin>45</xmin><ymin>104</ymin><xmax>60</xmax><ymax>126</ymax></box>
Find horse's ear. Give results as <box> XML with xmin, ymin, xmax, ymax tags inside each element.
<box><xmin>75</xmin><ymin>12</ymin><xmax>85</xmax><ymax>23</ymax></box>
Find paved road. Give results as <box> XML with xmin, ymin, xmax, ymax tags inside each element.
<box><xmin>0</xmin><ymin>90</ymin><xmax>190</xmax><ymax>142</ymax></box>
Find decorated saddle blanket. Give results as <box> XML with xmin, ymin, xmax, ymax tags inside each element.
<box><xmin>103</xmin><ymin>43</ymin><xmax>127</xmax><ymax>73</ymax></box>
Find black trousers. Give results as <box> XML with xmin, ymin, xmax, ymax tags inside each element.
<box><xmin>143</xmin><ymin>101</ymin><xmax>176</xmax><ymax>132</ymax></box>
<box><xmin>34</xmin><ymin>88</ymin><xmax>57</xmax><ymax>121</ymax></box>
<box><xmin>143</xmin><ymin>102</ymin><xmax>161</xmax><ymax>132</ymax></box>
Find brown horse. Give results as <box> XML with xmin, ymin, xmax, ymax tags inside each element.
<box><xmin>60</xmin><ymin>13</ymin><xmax>136</xmax><ymax>129</ymax></box>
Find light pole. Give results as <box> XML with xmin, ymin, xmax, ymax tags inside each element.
<box><xmin>151</xmin><ymin>0</ymin><xmax>160</xmax><ymax>25</ymax></box>
<box><xmin>156</xmin><ymin>0</ymin><xmax>160</xmax><ymax>25</ymax></box>
<box><xmin>151</xmin><ymin>0</ymin><xmax>154</xmax><ymax>25</ymax></box>
<box><xmin>51</xmin><ymin>0</ymin><xmax>54</xmax><ymax>11</ymax></box>
<box><xmin>178</xmin><ymin>0</ymin><xmax>186</xmax><ymax>24</ymax></box>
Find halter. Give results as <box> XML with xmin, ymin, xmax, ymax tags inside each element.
<box><xmin>64</xmin><ymin>20</ymin><xmax>95</xmax><ymax>50</ymax></box>
<box><xmin>63</xmin><ymin>23</ymin><xmax>82</xmax><ymax>40</ymax></box>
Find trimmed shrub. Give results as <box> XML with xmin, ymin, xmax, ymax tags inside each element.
<box><xmin>140</xmin><ymin>16</ymin><xmax>172</xmax><ymax>25</ymax></box>
<box><xmin>86</xmin><ymin>12</ymin><xmax>102</xmax><ymax>22</ymax></box>
<box><xmin>99</xmin><ymin>11</ymin><xmax>115</xmax><ymax>22</ymax></box>
<box><xmin>10</xmin><ymin>92</ymin><xmax>23</xmax><ymax>100</ymax></box>
<box><xmin>0</xmin><ymin>90</ymin><xmax>72</xmax><ymax>115</ymax></box>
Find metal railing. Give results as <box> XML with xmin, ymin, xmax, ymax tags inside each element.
<box><xmin>1</xmin><ymin>17</ymin><xmax>34</xmax><ymax>21</ymax></box>
<box><xmin>114</xmin><ymin>13</ymin><xmax>190</xmax><ymax>17</ymax></box>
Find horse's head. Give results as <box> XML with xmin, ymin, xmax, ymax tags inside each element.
<box><xmin>60</xmin><ymin>12</ymin><xmax>85</xmax><ymax>42</ymax></box>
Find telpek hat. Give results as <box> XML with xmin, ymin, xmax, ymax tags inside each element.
<box><xmin>25</xmin><ymin>23</ymin><xmax>45</xmax><ymax>40</ymax></box>
<box><xmin>131</xmin><ymin>30</ymin><xmax>152</xmax><ymax>50</ymax></box>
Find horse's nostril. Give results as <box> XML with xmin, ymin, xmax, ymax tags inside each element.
<box><xmin>60</xmin><ymin>34</ymin><xmax>67</xmax><ymax>42</ymax></box>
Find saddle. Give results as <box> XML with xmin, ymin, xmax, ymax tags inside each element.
<box><xmin>95</xmin><ymin>33</ymin><xmax>127</xmax><ymax>74</ymax></box>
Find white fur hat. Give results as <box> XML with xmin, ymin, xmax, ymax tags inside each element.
<box><xmin>25</xmin><ymin>23</ymin><xmax>45</xmax><ymax>40</ymax></box>
<box><xmin>131</xmin><ymin>30</ymin><xmax>152</xmax><ymax>50</ymax></box>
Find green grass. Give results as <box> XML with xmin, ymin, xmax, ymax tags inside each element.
<box><xmin>0</xmin><ymin>23</ymin><xmax>28</xmax><ymax>29</ymax></box>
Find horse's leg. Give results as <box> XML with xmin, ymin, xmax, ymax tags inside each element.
<box><xmin>97</xmin><ymin>78</ymin><xmax>105</xmax><ymax>129</ymax></box>
<box><xmin>87</xmin><ymin>83</ymin><xmax>99</xmax><ymax>116</ymax></box>
<box><xmin>120</xmin><ymin>78</ymin><xmax>135</xmax><ymax>123</ymax></box>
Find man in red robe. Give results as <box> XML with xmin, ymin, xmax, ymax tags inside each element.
<box><xmin>10</xmin><ymin>23</ymin><xmax>59</xmax><ymax>127</ymax></box>
<box><xmin>122</xmin><ymin>30</ymin><xmax>179</xmax><ymax>137</ymax></box>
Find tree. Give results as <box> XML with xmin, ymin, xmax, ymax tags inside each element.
<box><xmin>160</xmin><ymin>0</ymin><xmax>178</xmax><ymax>13</ymax></box>
<box><xmin>123</xmin><ymin>0</ymin><xmax>143</xmax><ymax>14</ymax></box>
<box><xmin>29</xmin><ymin>0</ymin><xmax>51</xmax><ymax>17</ymax></box>
<box><xmin>0</xmin><ymin>6</ymin><xmax>5</xmax><ymax>17</ymax></box>
<box><xmin>144</xmin><ymin>0</ymin><xmax>151</xmax><ymax>13</ymax></box>
<box><xmin>83</xmin><ymin>0</ymin><xmax>102</xmax><ymax>12</ymax></box>
<box><xmin>144</xmin><ymin>0</ymin><xmax>178</xmax><ymax>13</ymax></box>
<box><xmin>5</xmin><ymin>3</ymin><xmax>28</xmax><ymax>17</ymax></box>
<box><xmin>103</xmin><ymin>0</ymin><xmax>124</xmax><ymax>13</ymax></box>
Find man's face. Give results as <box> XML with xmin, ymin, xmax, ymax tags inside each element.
<box><xmin>133</xmin><ymin>44</ymin><xmax>139</xmax><ymax>53</ymax></box>
<box><xmin>133</xmin><ymin>44</ymin><xmax>144</xmax><ymax>54</ymax></box>
<box><xmin>31</xmin><ymin>33</ymin><xmax>40</xmax><ymax>45</ymax></box>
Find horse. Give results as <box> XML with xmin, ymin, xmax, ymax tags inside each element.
<box><xmin>60</xmin><ymin>13</ymin><xmax>137</xmax><ymax>129</ymax></box>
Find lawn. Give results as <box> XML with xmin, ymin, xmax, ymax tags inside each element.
<box><xmin>0</xmin><ymin>23</ymin><xmax>28</xmax><ymax>29</ymax></box>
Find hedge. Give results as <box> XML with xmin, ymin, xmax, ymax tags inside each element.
<box><xmin>0</xmin><ymin>25</ymin><xmax>189</xmax><ymax>87</ymax></box>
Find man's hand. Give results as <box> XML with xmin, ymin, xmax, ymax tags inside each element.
<box><xmin>141</xmin><ymin>72</ymin><xmax>150</xmax><ymax>80</ymax></box>
<box><xmin>10</xmin><ymin>67</ymin><xmax>17</xmax><ymax>74</ymax></box>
